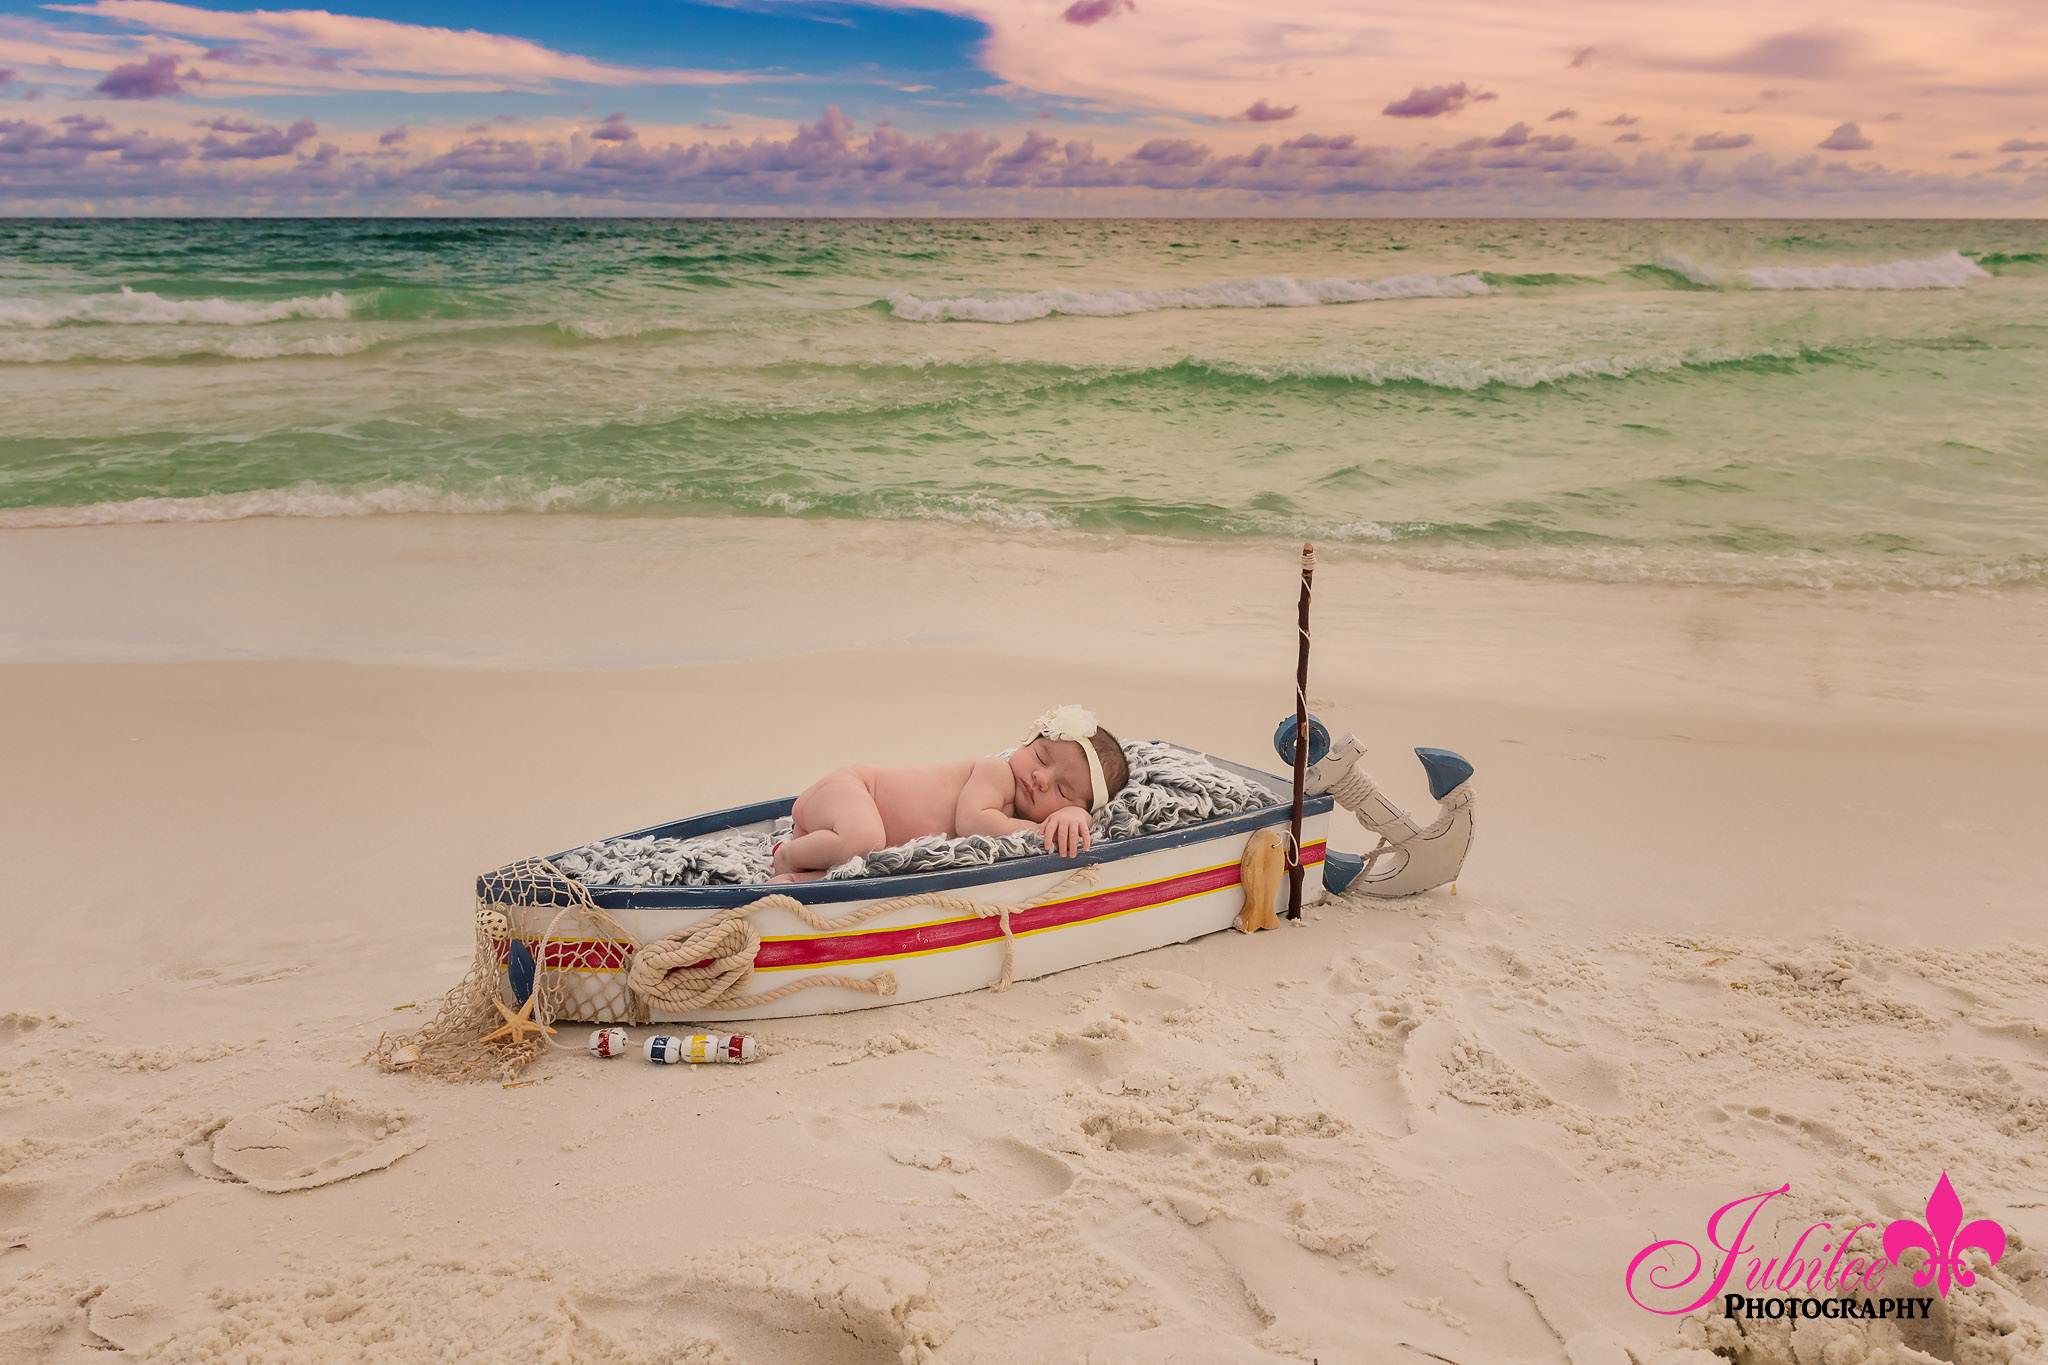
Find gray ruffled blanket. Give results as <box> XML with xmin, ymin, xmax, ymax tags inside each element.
<box><xmin>556</xmin><ymin>742</ymin><xmax>1277</xmax><ymax>887</ymax></box>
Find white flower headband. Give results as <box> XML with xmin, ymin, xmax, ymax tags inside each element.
<box><xmin>1021</xmin><ymin>704</ymin><xmax>1109</xmax><ymax>814</ymax></box>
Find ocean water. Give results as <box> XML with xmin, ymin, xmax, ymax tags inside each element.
<box><xmin>2</xmin><ymin>217</ymin><xmax>2045</xmax><ymax>588</ymax></box>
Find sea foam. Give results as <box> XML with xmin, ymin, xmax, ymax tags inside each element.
<box><xmin>0</xmin><ymin>480</ymin><xmax>607</xmax><ymax>528</ymax></box>
<box><xmin>0</xmin><ymin>287</ymin><xmax>354</xmax><ymax>329</ymax></box>
<box><xmin>1654</xmin><ymin>250</ymin><xmax>1990</xmax><ymax>291</ymax></box>
<box><xmin>886</xmin><ymin>272</ymin><xmax>1490</xmax><ymax>323</ymax></box>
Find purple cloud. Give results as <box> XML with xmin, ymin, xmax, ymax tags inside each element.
<box><xmin>1818</xmin><ymin>122</ymin><xmax>1872</xmax><ymax>151</ymax></box>
<box><xmin>1602</xmin><ymin>114</ymin><xmax>1639</xmax><ymax>126</ymax></box>
<box><xmin>1062</xmin><ymin>0</ymin><xmax>1134</xmax><ymax>24</ymax></box>
<box><xmin>8</xmin><ymin>104</ymin><xmax>2048</xmax><ymax>216</ymax></box>
<box><xmin>1237</xmin><ymin>100</ymin><xmax>1298</xmax><ymax>123</ymax></box>
<box><xmin>199</xmin><ymin>115</ymin><xmax>261</xmax><ymax>133</ymax></box>
<box><xmin>200</xmin><ymin>117</ymin><xmax>315</xmax><ymax>159</ymax></box>
<box><xmin>1569</xmin><ymin>47</ymin><xmax>1598</xmax><ymax>68</ymax></box>
<box><xmin>379</xmin><ymin>125</ymin><xmax>408</xmax><ymax>146</ymax></box>
<box><xmin>1</xmin><ymin>113</ymin><xmax>166</xmax><ymax>168</ymax></box>
<box><xmin>1649</xmin><ymin>31</ymin><xmax>1855</xmax><ymax>79</ymax></box>
<box><xmin>1131</xmin><ymin>138</ymin><xmax>1208</xmax><ymax>167</ymax></box>
<box><xmin>591</xmin><ymin>113</ymin><xmax>635</xmax><ymax>142</ymax></box>
<box><xmin>1614</xmin><ymin>132</ymin><xmax>1645</xmax><ymax>143</ymax></box>
<box><xmin>94</xmin><ymin>54</ymin><xmax>191</xmax><ymax>100</ymax></box>
<box><xmin>1547</xmin><ymin>108</ymin><xmax>1576</xmax><ymax>122</ymax></box>
<box><xmin>0</xmin><ymin>69</ymin><xmax>16</xmax><ymax>86</ymax></box>
<box><xmin>119</xmin><ymin>132</ymin><xmax>187</xmax><ymax>164</ymax></box>
<box><xmin>1691</xmin><ymin>132</ymin><xmax>1754</xmax><ymax>151</ymax></box>
<box><xmin>1460</xmin><ymin>123</ymin><xmax>1577</xmax><ymax>154</ymax></box>
<box><xmin>1382</xmin><ymin>83</ymin><xmax>1489</xmax><ymax>119</ymax></box>
<box><xmin>1997</xmin><ymin>137</ymin><xmax>2048</xmax><ymax>152</ymax></box>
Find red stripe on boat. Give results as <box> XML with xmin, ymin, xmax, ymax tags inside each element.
<box><xmin>498</xmin><ymin>844</ymin><xmax>1324</xmax><ymax>973</ymax></box>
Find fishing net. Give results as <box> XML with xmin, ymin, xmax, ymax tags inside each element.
<box><xmin>369</xmin><ymin>859</ymin><xmax>643</xmax><ymax>1084</ymax></box>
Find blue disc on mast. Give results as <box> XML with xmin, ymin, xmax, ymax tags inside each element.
<box><xmin>1272</xmin><ymin>714</ymin><xmax>1331</xmax><ymax>768</ymax></box>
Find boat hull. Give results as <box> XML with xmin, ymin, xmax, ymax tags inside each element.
<box><xmin>489</xmin><ymin>751</ymin><xmax>1333</xmax><ymax>1023</ymax></box>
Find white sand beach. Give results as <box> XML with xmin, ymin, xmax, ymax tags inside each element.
<box><xmin>3</xmin><ymin>514</ymin><xmax>2046</xmax><ymax>1364</ymax></box>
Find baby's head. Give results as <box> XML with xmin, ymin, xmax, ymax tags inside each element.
<box><xmin>1011</xmin><ymin>705</ymin><xmax>1130</xmax><ymax>823</ymax></box>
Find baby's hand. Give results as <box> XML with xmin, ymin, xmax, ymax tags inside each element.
<box><xmin>1040</xmin><ymin>806</ymin><xmax>1093</xmax><ymax>859</ymax></box>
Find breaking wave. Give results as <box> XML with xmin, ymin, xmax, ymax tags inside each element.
<box><xmin>1653</xmin><ymin>250</ymin><xmax>1990</xmax><ymax>291</ymax></box>
<box><xmin>884</xmin><ymin>271</ymin><xmax>1490</xmax><ymax>323</ymax></box>
<box><xmin>0</xmin><ymin>332</ymin><xmax>379</xmax><ymax>364</ymax></box>
<box><xmin>0</xmin><ymin>478</ymin><xmax>1072</xmax><ymax>533</ymax></box>
<box><xmin>0</xmin><ymin>288</ymin><xmax>355</xmax><ymax>329</ymax></box>
<box><xmin>1200</xmin><ymin>342</ymin><xmax>1843</xmax><ymax>391</ymax></box>
<box><xmin>0</xmin><ymin>480</ymin><xmax>609</xmax><ymax>528</ymax></box>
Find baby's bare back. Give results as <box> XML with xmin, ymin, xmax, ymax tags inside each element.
<box><xmin>850</xmin><ymin>760</ymin><xmax>984</xmax><ymax>845</ymax></box>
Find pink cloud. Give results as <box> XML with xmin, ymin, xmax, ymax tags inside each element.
<box><xmin>1602</xmin><ymin>114</ymin><xmax>1638</xmax><ymax>126</ymax></box>
<box><xmin>1236</xmin><ymin>99</ymin><xmax>1298</xmax><ymax>123</ymax></box>
<box><xmin>1382</xmin><ymin>83</ymin><xmax>1490</xmax><ymax>119</ymax></box>
<box><xmin>591</xmin><ymin>113</ymin><xmax>635</xmax><ymax>142</ymax></box>
<box><xmin>1818</xmin><ymin>122</ymin><xmax>1872</xmax><ymax>151</ymax></box>
<box><xmin>1691</xmin><ymin>132</ymin><xmax>1754</xmax><ymax>151</ymax></box>
<box><xmin>379</xmin><ymin>125</ymin><xmax>407</xmax><ymax>145</ymax></box>
<box><xmin>1546</xmin><ymin>108</ymin><xmax>1575</xmax><ymax>121</ymax></box>
<box><xmin>1061</xmin><ymin>0</ymin><xmax>1133</xmax><ymax>25</ymax></box>
<box><xmin>1997</xmin><ymin>137</ymin><xmax>2048</xmax><ymax>152</ymax></box>
<box><xmin>95</xmin><ymin>53</ymin><xmax>191</xmax><ymax>98</ymax></box>
<box><xmin>49</xmin><ymin>0</ymin><xmax>752</xmax><ymax>91</ymax></box>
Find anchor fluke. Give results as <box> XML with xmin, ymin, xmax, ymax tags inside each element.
<box><xmin>1415</xmin><ymin>748</ymin><xmax>1474</xmax><ymax>801</ymax></box>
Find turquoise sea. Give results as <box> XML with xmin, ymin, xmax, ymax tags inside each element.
<box><xmin>2</xmin><ymin>217</ymin><xmax>2044</xmax><ymax>587</ymax></box>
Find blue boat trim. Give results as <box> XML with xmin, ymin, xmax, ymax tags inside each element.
<box><xmin>478</xmin><ymin>746</ymin><xmax>1332</xmax><ymax>910</ymax></box>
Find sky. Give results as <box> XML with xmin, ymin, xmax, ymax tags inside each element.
<box><xmin>1</xmin><ymin>0</ymin><xmax>2045</xmax><ymax>214</ymax></box>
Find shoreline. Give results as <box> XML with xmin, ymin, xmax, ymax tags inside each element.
<box><xmin>5</xmin><ymin>512</ymin><xmax>2045</xmax><ymax>723</ymax></box>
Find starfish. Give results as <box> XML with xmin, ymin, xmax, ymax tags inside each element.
<box><xmin>479</xmin><ymin>994</ymin><xmax>555</xmax><ymax>1046</ymax></box>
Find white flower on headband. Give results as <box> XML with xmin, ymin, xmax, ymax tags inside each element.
<box><xmin>1023</xmin><ymin>704</ymin><xmax>1098</xmax><ymax>745</ymax></box>
<box><xmin>1023</xmin><ymin>704</ymin><xmax>1110</xmax><ymax>814</ymax></box>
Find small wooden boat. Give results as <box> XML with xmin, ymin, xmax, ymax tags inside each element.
<box><xmin>483</xmin><ymin>745</ymin><xmax>1336</xmax><ymax>1024</ymax></box>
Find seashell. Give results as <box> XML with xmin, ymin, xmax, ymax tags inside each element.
<box><xmin>475</xmin><ymin>908</ymin><xmax>511</xmax><ymax>939</ymax></box>
<box><xmin>389</xmin><ymin>1044</ymin><xmax>421</xmax><ymax>1070</ymax></box>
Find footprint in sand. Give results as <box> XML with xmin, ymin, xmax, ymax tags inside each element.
<box><xmin>565</xmin><ymin>1259</ymin><xmax>949</xmax><ymax>1365</ymax></box>
<box><xmin>210</xmin><ymin>1091</ymin><xmax>424</xmax><ymax>1193</ymax></box>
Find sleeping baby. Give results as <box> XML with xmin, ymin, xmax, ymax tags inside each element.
<box><xmin>768</xmin><ymin>705</ymin><xmax>1130</xmax><ymax>882</ymax></box>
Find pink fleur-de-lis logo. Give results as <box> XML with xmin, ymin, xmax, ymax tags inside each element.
<box><xmin>1883</xmin><ymin>1172</ymin><xmax>2006</xmax><ymax>1298</ymax></box>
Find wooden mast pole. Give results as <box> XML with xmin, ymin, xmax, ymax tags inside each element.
<box><xmin>1288</xmin><ymin>541</ymin><xmax>1313</xmax><ymax>920</ymax></box>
